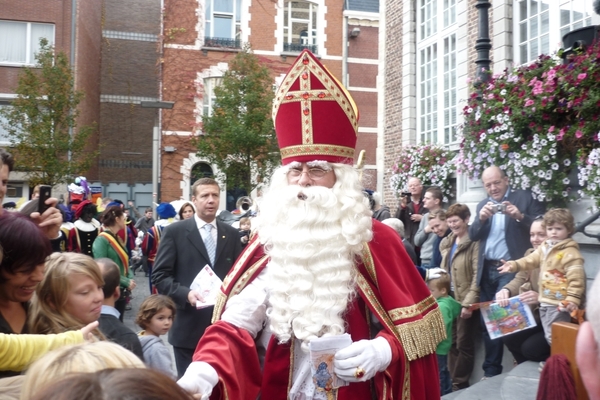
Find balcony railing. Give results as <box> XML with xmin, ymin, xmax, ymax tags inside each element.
<box><xmin>203</xmin><ymin>37</ymin><xmax>242</xmax><ymax>50</ymax></box>
<box><xmin>283</xmin><ymin>43</ymin><xmax>318</xmax><ymax>54</ymax></box>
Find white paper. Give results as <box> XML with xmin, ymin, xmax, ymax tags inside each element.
<box><xmin>189</xmin><ymin>264</ymin><xmax>223</xmax><ymax>309</ymax></box>
<box><xmin>308</xmin><ymin>333</ymin><xmax>352</xmax><ymax>389</ymax></box>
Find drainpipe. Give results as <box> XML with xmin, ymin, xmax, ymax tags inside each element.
<box><xmin>157</xmin><ymin>0</ymin><xmax>165</xmax><ymax>204</ymax></box>
<box><xmin>342</xmin><ymin>1</ymin><xmax>349</xmax><ymax>86</ymax></box>
<box><xmin>68</xmin><ymin>0</ymin><xmax>77</xmax><ymax>162</ymax></box>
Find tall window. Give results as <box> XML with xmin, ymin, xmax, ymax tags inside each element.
<box><xmin>203</xmin><ymin>77</ymin><xmax>223</xmax><ymax>117</ymax></box>
<box><xmin>417</xmin><ymin>0</ymin><xmax>457</xmax><ymax>145</ymax></box>
<box><xmin>0</xmin><ymin>20</ymin><xmax>54</xmax><ymax>65</ymax></box>
<box><xmin>515</xmin><ymin>0</ymin><xmax>594</xmax><ymax>65</ymax></box>
<box><xmin>283</xmin><ymin>1</ymin><xmax>318</xmax><ymax>53</ymax></box>
<box><xmin>205</xmin><ymin>0</ymin><xmax>242</xmax><ymax>40</ymax></box>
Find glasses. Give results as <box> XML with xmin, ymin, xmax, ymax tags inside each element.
<box><xmin>287</xmin><ymin>167</ymin><xmax>329</xmax><ymax>180</ymax></box>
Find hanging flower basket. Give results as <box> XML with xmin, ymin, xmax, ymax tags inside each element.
<box><xmin>390</xmin><ymin>144</ymin><xmax>456</xmax><ymax>202</ymax></box>
<box><xmin>457</xmin><ymin>45</ymin><xmax>600</xmax><ymax>206</ymax></box>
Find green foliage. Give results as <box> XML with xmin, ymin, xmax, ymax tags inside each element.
<box><xmin>0</xmin><ymin>38</ymin><xmax>97</xmax><ymax>187</ymax></box>
<box><xmin>194</xmin><ymin>46</ymin><xmax>279</xmax><ymax>194</ymax></box>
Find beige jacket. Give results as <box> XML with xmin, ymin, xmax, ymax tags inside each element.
<box><xmin>440</xmin><ymin>232</ymin><xmax>480</xmax><ymax>308</ymax></box>
<box><xmin>505</xmin><ymin>238</ymin><xmax>585</xmax><ymax>306</ymax></box>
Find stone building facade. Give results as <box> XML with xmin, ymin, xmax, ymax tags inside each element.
<box><xmin>382</xmin><ymin>0</ymin><xmax>598</xmax><ymax>215</ymax></box>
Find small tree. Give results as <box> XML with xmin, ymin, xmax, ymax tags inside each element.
<box><xmin>0</xmin><ymin>38</ymin><xmax>97</xmax><ymax>187</ymax></box>
<box><xmin>194</xmin><ymin>46</ymin><xmax>279</xmax><ymax>194</ymax></box>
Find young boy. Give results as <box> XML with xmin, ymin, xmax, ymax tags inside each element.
<box><xmin>136</xmin><ymin>294</ymin><xmax>177</xmax><ymax>379</ymax></box>
<box><xmin>498</xmin><ymin>208</ymin><xmax>586</xmax><ymax>344</ymax></box>
<box><xmin>239</xmin><ymin>217</ymin><xmax>251</xmax><ymax>247</ymax></box>
<box><xmin>428</xmin><ymin>274</ymin><xmax>461</xmax><ymax>395</ymax></box>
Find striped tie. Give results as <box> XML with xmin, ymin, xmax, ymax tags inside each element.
<box><xmin>203</xmin><ymin>224</ymin><xmax>216</xmax><ymax>265</ymax></box>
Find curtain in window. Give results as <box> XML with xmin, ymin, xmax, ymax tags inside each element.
<box><xmin>0</xmin><ymin>21</ymin><xmax>27</xmax><ymax>63</ymax></box>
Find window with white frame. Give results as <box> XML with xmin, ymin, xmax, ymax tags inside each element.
<box><xmin>203</xmin><ymin>77</ymin><xmax>223</xmax><ymax>117</ymax></box>
<box><xmin>283</xmin><ymin>1</ymin><xmax>318</xmax><ymax>53</ymax></box>
<box><xmin>515</xmin><ymin>0</ymin><xmax>594</xmax><ymax>65</ymax></box>
<box><xmin>417</xmin><ymin>0</ymin><xmax>458</xmax><ymax>145</ymax></box>
<box><xmin>0</xmin><ymin>20</ymin><xmax>54</xmax><ymax>65</ymax></box>
<box><xmin>205</xmin><ymin>0</ymin><xmax>242</xmax><ymax>40</ymax></box>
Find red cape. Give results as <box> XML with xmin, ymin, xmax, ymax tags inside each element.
<box><xmin>194</xmin><ymin>220</ymin><xmax>444</xmax><ymax>400</ymax></box>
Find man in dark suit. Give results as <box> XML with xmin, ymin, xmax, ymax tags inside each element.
<box><xmin>96</xmin><ymin>258</ymin><xmax>144</xmax><ymax>361</ymax></box>
<box><xmin>152</xmin><ymin>178</ymin><xmax>242</xmax><ymax>377</ymax></box>
<box><xmin>469</xmin><ymin>166</ymin><xmax>545</xmax><ymax>378</ymax></box>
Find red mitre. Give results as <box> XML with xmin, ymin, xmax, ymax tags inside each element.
<box><xmin>272</xmin><ymin>50</ymin><xmax>359</xmax><ymax>165</ymax></box>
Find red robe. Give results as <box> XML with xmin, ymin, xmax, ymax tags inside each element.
<box><xmin>193</xmin><ymin>220</ymin><xmax>444</xmax><ymax>400</ymax></box>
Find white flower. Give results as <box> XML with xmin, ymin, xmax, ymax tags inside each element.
<box><xmin>551</xmin><ymin>163</ymin><xmax>559</xmax><ymax>170</ymax></box>
<box><xmin>538</xmin><ymin>170</ymin><xmax>546</xmax><ymax>178</ymax></box>
<box><xmin>549</xmin><ymin>148</ymin><xmax>557</xmax><ymax>155</ymax></box>
<box><xmin>543</xmin><ymin>155</ymin><xmax>550</xmax><ymax>161</ymax></box>
<box><xmin>563</xmin><ymin>159</ymin><xmax>571</xmax><ymax>166</ymax></box>
<box><xmin>563</xmin><ymin>178</ymin><xmax>570</xmax><ymax>184</ymax></box>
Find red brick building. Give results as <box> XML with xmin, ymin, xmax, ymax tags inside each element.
<box><xmin>0</xmin><ymin>0</ymin><xmax>102</xmax><ymax>202</ymax></box>
<box><xmin>159</xmin><ymin>0</ymin><xmax>381</xmax><ymax>204</ymax></box>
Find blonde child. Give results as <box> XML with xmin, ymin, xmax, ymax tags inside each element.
<box><xmin>136</xmin><ymin>294</ymin><xmax>176</xmax><ymax>379</ymax></box>
<box><xmin>428</xmin><ymin>274</ymin><xmax>461</xmax><ymax>395</ymax></box>
<box><xmin>498</xmin><ymin>208</ymin><xmax>586</xmax><ymax>344</ymax></box>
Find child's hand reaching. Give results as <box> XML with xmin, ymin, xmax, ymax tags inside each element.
<box><xmin>80</xmin><ymin>321</ymin><xmax>99</xmax><ymax>341</ymax></box>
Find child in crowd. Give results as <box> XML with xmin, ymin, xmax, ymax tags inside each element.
<box><xmin>428</xmin><ymin>274</ymin><xmax>461</xmax><ymax>395</ymax></box>
<box><xmin>136</xmin><ymin>294</ymin><xmax>177</xmax><ymax>379</ymax></box>
<box><xmin>498</xmin><ymin>208</ymin><xmax>586</xmax><ymax>344</ymax></box>
<box><xmin>239</xmin><ymin>217</ymin><xmax>251</xmax><ymax>247</ymax></box>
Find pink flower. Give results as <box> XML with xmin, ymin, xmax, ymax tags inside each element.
<box><xmin>578</xmin><ymin>73</ymin><xmax>587</xmax><ymax>80</ymax></box>
<box><xmin>557</xmin><ymin>128</ymin><xmax>566</xmax><ymax>141</ymax></box>
<box><xmin>548</xmin><ymin>126</ymin><xmax>555</xmax><ymax>133</ymax></box>
<box><xmin>575</xmin><ymin>130</ymin><xmax>583</xmax><ymax>138</ymax></box>
<box><xmin>525</xmin><ymin>99</ymin><xmax>535</xmax><ymax>107</ymax></box>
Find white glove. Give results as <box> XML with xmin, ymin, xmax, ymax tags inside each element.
<box><xmin>177</xmin><ymin>361</ymin><xmax>219</xmax><ymax>400</ymax></box>
<box><xmin>426</xmin><ymin>267</ymin><xmax>447</xmax><ymax>280</ymax></box>
<box><xmin>333</xmin><ymin>337</ymin><xmax>392</xmax><ymax>382</ymax></box>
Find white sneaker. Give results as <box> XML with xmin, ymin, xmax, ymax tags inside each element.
<box><xmin>538</xmin><ymin>361</ymin><xmax>545</xmax><ymax>372</ymax></box>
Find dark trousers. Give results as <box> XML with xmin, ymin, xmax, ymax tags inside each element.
<box><xmin>480</xmin><ymin>261</ymin><xmax>515</xmax><ymax>377</ymax></box>
<box><xmin>448</xmin><ymin>310</ymin><xmax>479</xmax><ymax>390</ymax></box>
<box><xmin>115</xmin><ymin>296</ymin><xmax>126</xmax><ymax>322</ymax></box>
<box><xmin>438</xmin><ymin>354</ymin><xmax>452</xmax><ymax>395</ymax></box>
<box><xmin>147</xmin><ymin>261</ymin><xmax>154</xmax><ymax>294</ymax></box>
<box><xmin>173</xmin><ymin>346</ymin><xmax>195</xmax><ymax>379</ymax></box>
<box><xmin>503</xmin><ymin>322</ymin><xmax>550</xmax><ymax>363</ymax></box>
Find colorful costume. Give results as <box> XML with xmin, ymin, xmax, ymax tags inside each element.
<box><xmin>185</xmin><ymin>50</ymin><xmax>443</xmax><ymax>400</ymax></box>
<box><xmin>193</xmin><ymin>222</ymin><xmax>443</xmax><ymax>400</ymax></box>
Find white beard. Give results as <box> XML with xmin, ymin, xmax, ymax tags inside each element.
<box><xmin>257</xmin><ymin>165</ymin><xmax>372</xmax><ymax>351</ymax></box>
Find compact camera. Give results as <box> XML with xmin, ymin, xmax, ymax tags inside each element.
<box><xmin>493</xmin><ymin>203</ymin><xmax>507</xmax><ymax>214</ymax></box>
<box><xmin>400</xmin><ymin>191</ymin><xmax>412</xmax><ymax>198</ymax></box>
